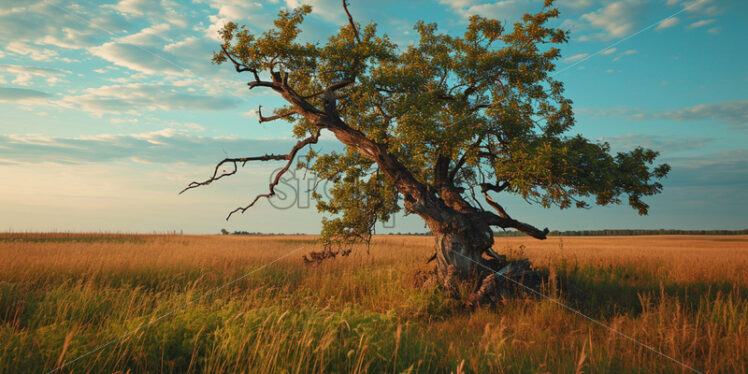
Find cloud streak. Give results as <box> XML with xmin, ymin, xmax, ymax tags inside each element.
<box><xmin>62</xmin><ymin>82</ymin><xmax>241</xmax><ymax>115</ymax></box>
<box><xmin>0</xmin><ymin>87</ymin><xmax>51</xmax><ymax>101</ymax></box>
<box><xmin>0</xmin><ymin>129</ymin><xmax>339</xmax><ymax>165</ymax></box>
<box><xmin>583</xmin><ymin>100</ymin><xmax>748</xmax><ymax>128</ymax></box>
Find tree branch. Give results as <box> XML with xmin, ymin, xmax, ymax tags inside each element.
<box><xmin>248</xmin><ymin>80</ymin><xmax>279</xmax><ymax>90</ymax></box>
<box><xmin>220</xmin><ymin>45</ymin><xmax>254</xmax><ymax>74</ymax></box>
<box><xmin>480</xmin><ymin>181</ymin><xmax>510</xmax><ymax>194</ymax></box>
<box><xmin>180</xmin><ymin>154</ymin><xmax>288</xmax><ymax>194</ymax></box>
<box><xmin>482</xmin><ymin>205</ymin><xmax>549</xmax><ymax>240</ymax></box>
<box><xmin>226</xmin><ymin>128</ymin><xmax>322</xmax><ymax>220</ymax></box>
<box><xmin>448</xmin><ymin>135</ymin><xmax>485</xmax><ymax>182</ymax></box>
<box><xmin>257</xmin><ymin>105</ymin><xmax>298</xmax><ymax>123</ymax></box>
<box><xmin>342</xmin><ymin>0</ymin><xmax>360</xmax><ymax>44</ymax></box>
<box><xmin>484</xmin><ymin>193</ymin><xmax>510</xmax><ymax>219</ymax></box>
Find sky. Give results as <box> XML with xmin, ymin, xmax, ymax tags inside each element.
<box><xmin>0</xmin><ymin>0</ymin><xmax>746</xmax><ymax>234</ymax></box>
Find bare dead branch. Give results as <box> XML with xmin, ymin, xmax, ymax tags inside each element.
<box><xmin>180</xmin><ymin>154</ymin><xmax>289</xmax><ymax>195</ymax></box>
<box><xmin>226</xmin><ymin>128</ymin><xmax>322</xmax><ymax>220</ymax></box>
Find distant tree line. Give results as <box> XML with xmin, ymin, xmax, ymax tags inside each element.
<box><xmin>222</xmin><ymin>228</ymin><xmax>747</xmax><ymax>236</ymax></box>
<box><xmin>220</xmin><ymin>229</ymin><xmax>307</xmax><ymax>236</ymax></box>
<box><xmin>494</xmin><ymin>229</ymin><xmax>748</xmax><ymax>237</ymax></box>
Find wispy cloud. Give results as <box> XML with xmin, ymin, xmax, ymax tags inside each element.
<box><xmin>655</xmin><ymin>17</ymin><xmax>679</xmax><ymax>30</ymax></box>
<box><xmin>688</xmin><ymin>19</ymin><xmax>716</xmax><ymax>29</ymax></box>
<box><xmin>642</xmin><ymin>101</ymin><xmax>748</xmax><ymax>126</ymax></box>
<box><xmin>583</xmin><ymin>100</ymin><xmax>748</xmax><ymax>129</ymax></box>
<box><xmin>578</xmin><ymin>0</ymin><xmax>645</xmax><ymax>41</ymax></box>
<box><xmin>0</xmin><ymin>130</ymin><xmax>339</xmax><ymax>165</ymax></box>
<box><xmin>564</xmin><ymin>53</ymin><xmax>589</xmax><ymax>62</ymax></box>
<box><xmin>599</xmin><ymin>134</ymin><xmax>712</xmax><ymax>153</ymax></box>
<box><xmin>0</xmin><ymin>64</ymin><xmax>70</xmax><ymax>86</ymax></box>
<box><xmin>61</xmin><ymin>82</ymin><xmax>240</xmax><ymax>115</ymax></box>
<box><xmin>0</xmin><ymin>87</ymin><xmax>51</xmax><ymax>102</ymax></box>
<box><xmin>664</xmin><ymin>150</ymin><xmax>748</xmax><ymax>187</ymax></box>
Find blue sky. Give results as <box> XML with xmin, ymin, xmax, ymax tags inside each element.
<box><xmin>0</xmin><ymin>0</ymin><xmax>745</xmax><ymax>234</ymax></box>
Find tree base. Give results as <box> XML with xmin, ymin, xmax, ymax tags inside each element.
<box><xmin>415</xmin><ymin>258</ymin><xmax>543</xmax><ymax>308</ymax></box>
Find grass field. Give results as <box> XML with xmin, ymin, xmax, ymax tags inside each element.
<box><xmin>0</xmin><ymin>233</ymin><xmax>746</xmax><ymax>373</ymax></box>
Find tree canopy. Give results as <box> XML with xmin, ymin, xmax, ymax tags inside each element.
<box><xmin>187</xmin><ymin>1</ymin><xmax>669</xmax><ymax>246</ymax></box>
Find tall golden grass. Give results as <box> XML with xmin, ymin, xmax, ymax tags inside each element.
<box><xmin>0</xmin><ymin>233</ymin><xmax>745</xmax><ymax>373</ymax></box>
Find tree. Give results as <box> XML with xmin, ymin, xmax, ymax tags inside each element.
<box><xmin>182</xmin><ymin>1</ymin><xmax>669</xmax><ymax>301</ymax></box>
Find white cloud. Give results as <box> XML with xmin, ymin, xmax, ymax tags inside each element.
<box><xmin>688</xmin><ymin>19</ymin><xmax>716</xmax><ymax>29</ymax></box>
<box><xmin>579</xmin><ymin>0</ymin><xmax>644</xmax><ymax>40</ymax></box>
<box><xmin>612</xmin><ymin>49</ymin><xmax>637</xmax><ymax>61</ymax></box>
<box><xmin>586</xmin><ymin>100</ymin><xmax>748</xmax><ymax>129</ymax></box>
<box><xmin>184</xmin><ymin>123</ymin><xmax>205</xmax><ymax>131</ymax></box>
<box><xmin>62</xmin><ymin>82</ymin><xmax>241</xmax><ymax>115</ymax></box>
<box><xmin>0</xmin><ymin>64</ymin><xmax>70</xmax><ymax>87</ymax></box>
<box><xmin>105</xmin><ymin>0</ymin><xmax>189</xmax><ymax>26</ymax></box>
<box><xmin>648</xmin><ymin>101</ymin><xmax>748</xmax><ymax>127</ymax></box>
<box><xmin>655</xmin><ymin>17</ymin><xmax>679</xmax><ymax>30</ymax></box>
<box><xmin>600</xmin><ymin>134</ymin><xmax>712</xmax><ymax>153</ymax></box>
<box><xmin>0</xmin><ymin>1</ymin><xmax>129</xmax><ymax>50</ymax></box>
<box><xmin>563</xmin><ymin>53</ymin><xmax>589</xmax><ymax>63</ymax></box>
<box><xmin>110</xmin><ymin>117</ymin><xmax>139</xmax><ymax>124</ymax></box>
<box><xmin>447</xmin><ymin>0</ymin><xmax>539</xmax><ymax>21</ymax></box>
<box><xmin>600</xmin><ymin>48</ymin><xmax>617</xmax><ymax>55</ymax></box>
<box><xmin>116</xmin><ymin>23</ymin><xmax>172</xmax><ymax>46</ymax></box>
<box><xmin>0</xmin><ymin>130</ymin><xmax>339</xmax><ymax>165</ymax></box>
<box><xmin>285</xmin><ymin>0</ymin><xmax>346</xmax><ymax>23</ymax></box>
<box><xmin>681</xmin><ymin>0</ymin><xmax>722</xmax><ymax>16</ymax></box>
<box><xmin>205</xmin><ymin>0</ymin><xmax>274</xmax><ymax>40</ymax></box>
<box><xmin>5</xmin><ymin>41</ymin><xmax>59</xmax><ymax>61</ymax></box>
<box><xmin>439</xmin><ymin>0</ymin><xmax>475</xmax><ymax>8</ymax></box>
<box><xmin>89</xmin><ymin>42</ymin><xmax>190</xmax><ymax>76</ymax></box>
<box><xmin>558</xmin><ymin>0</ymin><xmax>594</xmax><ymax>10</ymax></box>
<box><xmin>107</xmin><ymin>0</ymin><xmax>162</xmax><ymax>17</ymax></box>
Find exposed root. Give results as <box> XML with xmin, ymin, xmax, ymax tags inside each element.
<box><xmin>468</xmin><ymin>258</ymin><xmax>543</xmax><ymax>307</ymax></box>
<box><xmin>467</xmin><ymin>273</ymin><xmax>498</xmax><ymax>308</ymax></box>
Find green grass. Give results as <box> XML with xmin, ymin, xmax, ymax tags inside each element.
<box><xmin>0</xmin><ymin>234</ymin><xmax>745</xmax><ymax>373</ymax></box>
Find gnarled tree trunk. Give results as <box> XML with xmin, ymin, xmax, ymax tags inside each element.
<box><xmin>430</xmin><ymin>214</ymin><xmax>494</xmax><ymax>283</ymax></box>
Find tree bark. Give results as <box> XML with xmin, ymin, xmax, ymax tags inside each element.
<box><xmin>430</xmin><ymin>213</ymin><xmax>495</xmax><ymax>285</ymax></box>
